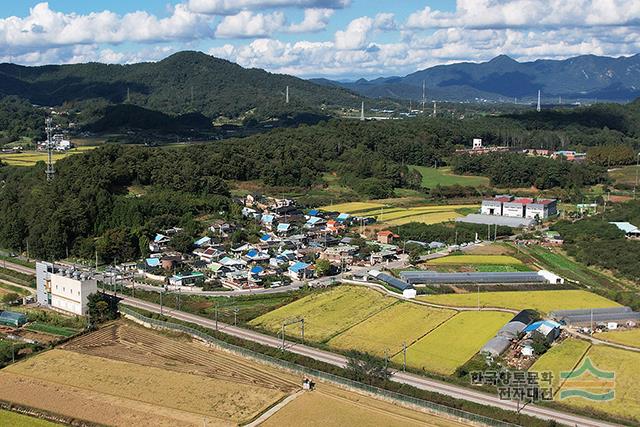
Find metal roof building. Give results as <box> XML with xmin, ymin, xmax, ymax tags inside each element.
<box><xmin>550</xmin><ymin>306</ymin><xmax>640</xmax><ymax>326</ymax></box>
<box><xmin>480</xmin><ymin>310</ymin><xmax>537</xmax><ymax>356</ymax></box>
<box><xmin>370</xmin><ymin>272</ymin><xmax>413</xmax><ymax>291</ymax></box>
<box><xmin>0</xmin><ymin>311</ymin><xmax>28</xmax><ymax>327</ymax></box>
<box><xmin>399</xmin><ymin>271</ymin><xmax>548</xmax><ymax>285</ymax></box>
<box><xmin>456</xmin><ymin>214</ymin><xmax>535</xmax><ymax>228</ymax></box>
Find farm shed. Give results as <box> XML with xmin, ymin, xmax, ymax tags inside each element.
<box><xmin>0</xmin><ymin>311</ymin><xmax>28</xmax><ymax>327</ymax></box>
<box><xmin>368</xmin><ymin>270</ymin><xmax>416</xmax><ymax>299</ymax></box>
<box><xmin>550</xmin><ymin>306</ymin><xmax>640</xmax><ymax>326</ymax></box>
<box><xmin>480</xmin><ymin>310</ymin><xmax>537</xmax><ymax>356</ymax></box>
<box><xmin>399</xmin><ymin>271</ymin><xmax>562</xmax><ymax>285</ymax></box>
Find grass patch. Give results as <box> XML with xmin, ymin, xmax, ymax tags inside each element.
<box><xmin>393</xmin><ymin>311</ymin><xmax>512</xmax><ymax>375</ymax></box>
<box><xmin>26</xmin><ymin>322</ymin><xmax>79</xmax><ymax>337</ymax></box>
<box><xmin>0</xmin><ymin>410</ymin><xmax>60</xmax><ymax>427</ymax></box>
<box><xmin>409</xmin><ymin>165</ymin><xmax>490</xmax><ymax>188</ymax></box>
<box><xmin>419</xmin><ymin>290</ymin><xmax>620</xmax><ymax>315</ymax></box>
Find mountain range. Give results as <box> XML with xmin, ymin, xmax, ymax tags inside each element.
<box><xmin>312</xmin><ymin>54</ymin><xmax>640</xmax><ymax>103</ymax></box>
<box><xmin>0</xmin><ymin>51</ymin><xmax>365</xmax><ymax>119</ymax></box>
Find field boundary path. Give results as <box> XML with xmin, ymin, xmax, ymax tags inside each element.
<box><xmin>0</xmin><ymin>279</ymin><xmax>35</xmax><ymax>295</ymax></box>
<box><xmin>1</xmin><ymin>260</ymin><xmax>35</xmax><ymax>276</ymax></box>
<box><xmin>120</xmin><ymin>296</ymin><xmax>617</xmax><ymax>427</ymax></box>
<box><xmin>245</xmin><ymin>390</ymin><xmax>305</xmax><ymax>427</ymax></box>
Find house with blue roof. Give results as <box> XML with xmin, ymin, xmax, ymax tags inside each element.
<box><xmin>336</xmin><ymin>213</ymin><xmax>350</xmax><ymax>222</ymax></box>
<box><xmin>246</xmin><ymin>249</ymin><xmax>270</xmax><ymax>262</ymax></box>
<box><xmin>288</xmin><ymin>261</ymin><xmax>314</xmax><ymax>280</ymax></box>
<box><xmin>305</xmin><ymin>216</ymin><xmax>325</xmax><ymax>229</ymax></box>
<box><xmin>276</xmin><ymin>223</ymin><xmax>291</xmax><ymax>235</ymax></box>
<box><xmin>149</xmin><ymin>233</ymin><xmax>171</xmax><ymax>252</ymax></box>
<box><xmin>261</xmin><ymin>214</ymin><xmax>275</xmax><ymax>228</ymax></box>
<box><xmin>610</xmin><ymin>222</ymin><xmax>640</xmax><ymax>239</ymax></box>
<box><xmin>145</xmin><ymin>258</ymin><xmax>161</xmax><ymax>268</ymax></box>
<box><xmin>194</xmin><ymin>236</ymin><xmax>211</xmax><ymax>247</ymax></box>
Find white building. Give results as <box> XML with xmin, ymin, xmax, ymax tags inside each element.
<box><xmin>472</xmin><ymin>138</ymin><xmax>483</xmax><ymax>149</ymax></box>
<box><xmin>36</xmin><ymin>262</ymin><xmax>97</xmax><ymax>316</ymax></box>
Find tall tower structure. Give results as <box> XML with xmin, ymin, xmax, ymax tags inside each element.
<box><xmin>432</xmin><ymin>101</ymin><xmax>437</xmax><ymax>117</ymax></box>
<box><xmin>360</xmin><ymin>101</ymin><xmax>365</xmax><ymax>121</ymax></box>
<box><xmin>45</xmin><ymin>117</ymin><xmax>55</xmax><ymax>181</ymax></box>
<box><xmin>285</xmin><ymin>86</ymin><xmax>289</xmax><ymax>104</ymax></box>
<box><xmin>536</xmin><ymin>90</ymin><xmax>541</xmax><ymax>112</ymax></box>
<box><xmin>421</xmin><ymin>80</ymin><xmax>426</xmax><ymax>112</ymax></box>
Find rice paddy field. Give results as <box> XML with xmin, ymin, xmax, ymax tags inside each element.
<box><xmin>249</xmin><ymin>286</ymin><xmax>396</xmax><ymax>342</ymax></box>
<box><xmin>595</xmin><ymin>328</ymin><xmax>640</xmax><ymax>348</ymax></box>
<box><xmin>0</xmin><ymin>147</ymin><xmax>97</xmax><ymax>166</ymax></box>
<box><xmin>392</xmin><ymin>311</ymin><xmax>513</xmax><ymax>375</ymax></box>
<box><xmin>409</xmin><ymin>166</ymin><xmax>490</xmax><ymax>188</ymax></box>
<box><xmin>426</xmin><ymin>255</ymin><xmax>523</xmax><ymax>265</ymax></box>
<box><xmin>0</xmin><ymin>322</ymin><xmax>300</xmax><ymax>426</ymax></box>
<box><xmin>418</xmin><ymin>290</ymin><xmax>621</xmax><ymax>315</ymax></box>
<box><xmin>327</xmin><ymin>302</ymin><xmax>456</xmax><ymax>357</ymax></box>
<box><xmin>529</xmin><ymin>338</ymin><xmax>591</xmax><ymax>390</ymax></box>
<box><xmin>556</xmin><ymin>345</ymin><xmax>640</xmax><ymax>423</ymax></box>
<box><xmin>319</xmin><ymin>202</ymin><xmax>476</xmax><ymax>226</ymax></box>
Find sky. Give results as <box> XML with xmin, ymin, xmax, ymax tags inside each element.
<box><xmin>1</xmin><ymin>1</ymin><xmax>640</xmax><ymax>80</ymax></box>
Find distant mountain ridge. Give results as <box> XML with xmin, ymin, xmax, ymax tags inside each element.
<box><xmin>0</xmin><ymin>51</ymin><xmax>366</xmax><ymax>119</ymax></box>
<box><xmin>312</xmin><ymin>54</ymin><xmax>640</xmax><ymax>102</ymax></box>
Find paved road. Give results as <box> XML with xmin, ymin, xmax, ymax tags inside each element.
<box><xmin>1</xmin><ymin>259</ymin><xmax>35</xmax><ymax>276</ymax></box>
<box><xmin>121</xmin><ymin>296</ymin><xmax>617</xmax><ymax>427</ymax></box>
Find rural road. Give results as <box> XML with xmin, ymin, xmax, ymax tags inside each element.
<box><xmin>1</xmin><ymin>259</ymin><xmax>36</xmax><ymax>275</ymax></box>
<box><xmin>121</xmin><ymin>296</ymin><xmax>618</xmax><ymax>427</ymax></box>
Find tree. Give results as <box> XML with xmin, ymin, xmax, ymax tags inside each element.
<box><xmin>1</xmin><ymin>292</ymin><xmax>20</xmax><ymax>304</ymax></box>
<box><xmin>170</xmin><ymin>232</ymin><xmax>194</xmax><ymax>254</ymax></box>
<box><xmin>345</xmin><ymin>350</ymin><xmax>391</xmax><ymax>383</ymax></box>
<box><xmin>315</xmin><ymin>258</ymin><xmax>332</xmax><ymax>277</ymax></box>
<box><xmin>86</xmin><ymin>293</ymin><xmax>118</xmax><ymax>324</ymax></box>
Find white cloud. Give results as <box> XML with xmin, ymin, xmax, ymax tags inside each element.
<box><xmin>215</xmin><ymin>11</ymin><xmax>286</xmax><ymax>38</ymax></box>
<box><xmin>187</xmin><ymin>0</ymin><xmax>349</xmax><ymax>15</ymax></box>
<box><xmin>288</xmin><ymin>8</ymin><xmax>334</xmax><ymax>33</ymax></box>
<box><xmin>334</xmin><ymin>16</ymin><xmax>373</xmax><ymax>50</ymax></box>
<box><xmin>406</xmin><ymin>0</ymin><xmax>640</xmax><ymax>30</ymax></box>
<box><xmin>0</xmin><ymin>2</ymin><xmax>213</xmax><ymax>53</ymax></box>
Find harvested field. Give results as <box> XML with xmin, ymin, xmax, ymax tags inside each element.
<box><xmin>0</xmin><ymin>322</ymin><xmax>299</xmax><ymax>426</ymax></box>
<box><xmin>262</xmin><ymin>383</ymin><xmax>467</xmax><ymax>427</ymax></box>
<box><xmin>419</xmin><ymin>290</ymin><xmax>620</xmax><ymax>315</ymax></box>
<box><xmin>394</xmin><ymin>311</ymin><xmax>512</xmax><ymax>375</ymax></box>
<box><xmin>463</xmin><ymin>244</ymin><xmax>514</xmax><ymax>255</ymax></box>
<box><xmin>328</xmin><ymin>302</ymin><xmax>455</xmax><ymax>357</ymax></box>
<box><xmin>249</xmin><ymin>286</ymin><xmax>396</xmax><ymax>342</ymax></box>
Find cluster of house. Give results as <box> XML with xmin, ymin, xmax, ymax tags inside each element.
<box><xmin>522</xmin><ymin>148</ymin><xmax>587</xmax><ymax>162</ymax></box>
<box><xmin>37</xmin><ymin>133</ymin><xmax>73</xmax><ymax>151</ymax></box>
<box><xmin>142</xmin><ymin>195</ymin><xmax>404</xmax><ymax>289</ymax></box>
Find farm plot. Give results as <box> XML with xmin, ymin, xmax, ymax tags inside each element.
<box><xmin>0</xmin><ymin>147</ymin><xmax>97</xmax><ymax>166</ymax></box>
<box><xmin>556</xmin><ymin>345</ymin><xmax>640</xmax><ymax>423</ymax></box>
<box><xmin>328</xmin><ymin>303</ymin><xmax>456</xmax><ymax>357</ymax></box>
<box><xmin>249</xmin><ymin>286</ymin><xmax>396</xmax><ymax>342</ymax></box>
<box><xmin>262</xmin><ymin>382</ymin><xmax>466</xmax><ymax>427</ymax></box>
<box><xmin>409</xmin><ymin>165</ymin><xmax>490</xmax><ymax>188</ymax></box>
<box><xmin>419</xmin><ymin>290</ymin><xmax>620</xmax><ymax>315</ymax></box>
<box><xmin>0</xmin><ymin>322</ymin><xmax>299</xmax><ymax>426</ymax></box>
<box><xmin>595</xmin><ymin>328</ymin><xmax>640</xmax><ymax>348</ymax></box>
<box><xmin>529</xmin><ymin>338</ymin><xmax>591</xmax><ymax>390</ymax></box>
<box><xmin>0</xmin><ymin>409</ymin><xmax>59</xmax><ymax>427</ymax></box>
<box><xmin>320</xmin><ymin>202</ymin><xmax>385</xmax><ymax>214</ymax></box>
<box><xmin>393</xmin><ymin>311</ymin><xmax>512</xmax><ymax>375</ymax></box>
<box><xmin>319</xmin><ymin>202</ymin><xmax>474</xmax><ymax>226</ymax></box>
<box><xmin>427</xmin><ymin>255</ymin><xmax>523</xmax><ymax>265</ymax></box>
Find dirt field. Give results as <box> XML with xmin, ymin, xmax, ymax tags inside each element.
<box><xmin>261</xmin><ymin>383</ymin><xmax>468</xmax><ymax>427</ymax></box>
<box><xmin>0</xmin><ymin>322</ymin><xmax>299</xmax><ymax>426</ymax></box>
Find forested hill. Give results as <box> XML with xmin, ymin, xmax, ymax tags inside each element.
<box><xmin>0</xmin><ymin>51</ymin><xmax>370</xmax><ymax>119</ymax></box>
<box><xmin>320</xmin><ymin>54</ymin><xmax>640</xmax><ymax>102</ymax></box>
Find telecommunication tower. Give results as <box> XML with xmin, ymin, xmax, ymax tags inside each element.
<box><xmin>45</xmin><ymin>117</ymin><xmax>55</xmax><ymax>181</ymax></box>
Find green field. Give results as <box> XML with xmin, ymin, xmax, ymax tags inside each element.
<box><xmin>427</xmin><ymin>255</ymin><xmax>523</xmax><ymax>265</ymax></box>
<box><xmin>393</xmin><ymin>311</ymin><xmax>512</xmax><ymax>375</ymax></box>
<box><xmin>327</xmin><ymin>302</ymin><xmax>455</xmax><ymax>357</ymax></box>
<box><xmin>409</xmin><ymin>166</ymin><xmax>490</xmax><ymax>188</ymax></box>
<box><xmin>595</xmin><ymin>328</ymin><xmax>640</xmax><ymax>348</ymax></box>
<box><xmin>609</xmin><ymin>165</ymin><xmax>640</xmax><ymax>186</ymax></box>
<box><xmin>26</xmin><ymin>322</ymin><xmax>79</xmax><ymax>337</ymax></box>
<box><xmin>0</xmin><ymin>410</ymin><xmax>60</xmax><ymax>427</ymax></box>
<box><xmin>529</xmin><ymin>338</ymin><xmax>591</xmax><ymax>389</ymax></box>
<box><xmin>0</xmin><ymin>147</ymin><xmax>97</xmax><ymax>166</ymax></box>
<box><xmin>248</xmin><ymin>286</ymin><xmax>396</xmax><ymax>342</ymax></box>
<box><xmin>419</xmin><ymin>290</ymin><xmax>620</xmax><ymax>315</ymax></box>
<box><xmin>557</xmin><ymin>345</ymin><xmax>640</xmax><ymax>422</ymax></box>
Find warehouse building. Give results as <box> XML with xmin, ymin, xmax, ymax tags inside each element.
<box><xmin>550</xmin><ymin>306</ymin><xmax>640</xmax><ymax>326</ymax></box>
<box><xmin>481</xmin><ymin>310</ymin><xmax>538</xmax><ymax>356</ymax></box>
<box><xmin>36</xmin><ymin>261</ymin><xmax>97</xmax><ymax>316</ymax></box>
<box><xmin>399</xmin><ymin>270</ymin><xmax>564</xmax><ymax>285</ymax></box>
<box><xmin>480</xmin><ymin>195</ymin><xmax>557</xmax><ymax>220</ymax></box>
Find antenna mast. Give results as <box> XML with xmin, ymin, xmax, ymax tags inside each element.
<box><xmin>421</xmin><ymin>80</ymin><xmax>426</xmax><ymax>112</ymax></box>
<box><xmin>45</xmin><ymin>117</ymin><xmax>55</xmax><ymax>181</ymax></box>
<box><xmin>432</xmin><ymin>101</ymin><xmax>437</xmax><ymax>117</ymax></box>
<box><xmin>285</xmin><ymin>86</ymin><xmax>289</xmax><ymax>104</ymax></box>
<box><xmin>536</xmin><ymin>90</ymin><xmax>541</xmax><ymax>112</ymax></box>
<box><xmin>360</xmin><ymin>101</ymin><xmax>365</xmax><ymax>121</ymax></box>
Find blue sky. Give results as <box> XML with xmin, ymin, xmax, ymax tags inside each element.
<box><xmin>1</xmin><ymin>1</ymin><xmax>639</xmax><ymax>79</ymax></box>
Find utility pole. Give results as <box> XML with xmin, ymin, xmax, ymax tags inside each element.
<box><xmin>160</xmin><ymin>289</ymin><xmax>164</xmax><ymax>315</ymax></box>
<box><xmin>285</xmin><ymin>85</ymin><xmax>289</xmax><ymax>104</ymax></box>
<box><xmin>233</xmin><ymin>307</ymin><xmax>239</xmax><ymax>326</ymax></box>
<box><xmin>45</xmin><ymin>117</ymin><xmax>55</xmax><ymax>181</ymax></box>
<box><xmin>634</xmin><ymin>153</ymin><xmax>640</xmax><ymax>199</ymax></box>
<box><xmin>214</xmin><ymin>305</ymin><xmax>219</xmax><ymax>331</ymax></box>
<box><xmin>301</xmin><ymin>318</ymin><xmax>305</xmax><ymax>344</ymax></box>
<box><xmin>402</xmin><ymin>341</ymin><xmax>407</xmax><ymax>371</ymax></box>
<box><xmin>477</xmin><ymin>284</ymin><xmax>480</xmax><ymax>311</ymax></box>
<box><xmin>536</xmin><ymin>90</ymin><xmax>541</xmax><ymax>112</ymax></box>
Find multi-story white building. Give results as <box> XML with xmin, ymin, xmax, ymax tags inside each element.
<box><xmin>480</xmin><ymin>196</ymin><xmax>557</xmax><ymax>220</ymax></box>
<box><xmin>36</xmin><ymin>262</ymin><xmax>97</xmax><ymax>316</ymax></box>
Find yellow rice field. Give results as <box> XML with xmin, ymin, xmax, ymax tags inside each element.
<box><xmin>249</xmin><ymin>286</ymin><xmax>396</xmax><ymax>342</ymax></box>
<box><xmin>393</xmin><ymin>311</ymin><xmax>512</xmax><ymax>375</ymax></box>
<box><xmin>319</xmin><ymin>203</ymin><xmax>474</xmax><ymax>226</ymax></box>
<box><xmin>595</xmin><ymin>328</ymin><xmax>640</xmax><ymax>348</ymax></box>
<box><xmin>419</xmin><ymin>290</ymin><xmax>621</xmax><ymax>315</ymax></box>
<box><xmin>0</xmin><ymin>147</ymin><xmax>97</xmax><ymax>166</ymax></box>
<box><xmin>328</xmin><ymin>302</ymin><xmax>455</xmax><ymax>357</ymax></box>
<box><xmin>426</xmin><ymin>255</ymin><xmax>523</xmax><ymax>265</ymax></box>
